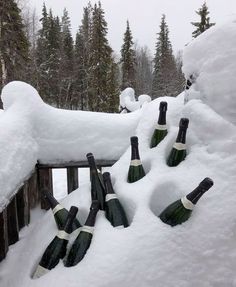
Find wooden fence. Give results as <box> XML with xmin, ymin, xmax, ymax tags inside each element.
<box><xmin>0</xmin><ymin>160</ymin><xmax>116</xmax><ymax>262</ymax></box>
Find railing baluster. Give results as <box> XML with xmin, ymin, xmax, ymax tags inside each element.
<box><xmin>0</xmin><ymin>209</ymin><xmax>8</xmax><ymax>261</ymax></box>
<box><xmin>7</xmin><ymin>196</ymin><xmax>19</xmax><ymax>245</ymax></box>
<box><xmin>16</xmin><ymin>183</ymin><xmax>30</xmax><ymax>230</ymax></box>
<box><xmin>28</xmin><ymin>171</ymin><xmax>39</xmax><ymax>209</ymax></box>
<box><xmin>67</xmin><ymin>167</ymin><xmax>78</xmax><ymax>194</ymax></box>
<box><xmin>38</xmin><ymin>168</ymin><xmax>53</xmax><ymax>210</ymax></box>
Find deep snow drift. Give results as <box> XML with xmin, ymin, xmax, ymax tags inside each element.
<box><xmin>1</xmin><ymin>19</ymin><xmax>236</xmax><ymax>287</ymax></box>
<box><xmin>183</xmin><ymin>19</ymin><xmax>236</xmax><ymax>125</ymax></box>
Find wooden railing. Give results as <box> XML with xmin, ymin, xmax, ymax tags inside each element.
<box><xmin>0</xmin><ymin>159</ymin><xmax>116</xmax><ymax>262</ymax></box>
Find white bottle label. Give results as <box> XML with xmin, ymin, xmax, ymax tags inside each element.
<box><xmin>105</xmin><ymin>194</ymin><xmax>118</xmax><ymax>202</ymax></box>
<box><xmin>181</xmin><ymin>196</ymin><xmax>194</xmax><ymax>210</ymax></box>
<box><xmin>155</xmin><ymin>124</ymin><xmax>167</xmax><ymax>130</ymax></box>
<box><xmin>57</xmin><ymin>230</ymin><xmax>69</xmax><ymax>240</ymax></box>
<box><xmin>173</xmin><ymin>142</ymin><xmax>186</xmax><ymax>150</ymax></box>
<box><xmin>130</xmin><ymin>159</ymin><xmax>141</xmax><ymax>166</ymax></box>
<box><xmin>52</xmin><ymin>204</ymin><xmax>64</xmax><ymax>215</ymax></box>
<box><xmin>32</xmin><ymin>265</ymin><xmax>49</xmax><ymax>279</ymax></box>
<box><xmin>81</xmin><ymin>225</ymin><xmax>94</xmax><ymax>234</ymax></box>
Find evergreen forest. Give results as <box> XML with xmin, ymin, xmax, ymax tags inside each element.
<box><xmin>0</xmin><ymin>1</ymin><xmax>215</xmax><ymax>112</ymax></box>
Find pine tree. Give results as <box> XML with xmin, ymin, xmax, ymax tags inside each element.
<box><xmin>74</xmin><ymin>3</ymin><xmax>93</xmax><ymax>110</ymax></box>
<box><xmin>36</xmin><ymin>5</ymin><xmax>61</xmax><ymax>105</ymax></box>
<box><xmin>120</xmin><ymin>21</ymin><xmax>136</xmax><ymax>91</ymax></box>
<box><xmin>59</xmin><ymin>8</ymin><xmax>74</xmax><ymax>108</ymax></box>
<box><xmin>152</xmin><ymin>14</ymin><xmax>179</xmax><ymax>98</ymax></box>
<box><xmin>135</xmin><ymin>45</ymin><xmax>153</xmax><ymax>95</ymax></box>
<box><xmin>89</xmin><ymin>1</ymin><xmax>114</xmax><ymax>112</ymax></box>
<box><xmin>0</xmin><ymin>0</ymin><xmax>30</xmax><ymax>92</ymax></box>
<box><xmin>191</xmin><ymin>2</ymin><xmax>215</xmax><ymax>38</ymax></box>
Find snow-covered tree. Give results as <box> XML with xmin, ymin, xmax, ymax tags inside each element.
<box><xmin>191</xmin><ymin>2</ymin><xmax>215</xmax><ymax>38</ymax></box>
<box><xmin>59</xmin><ymin>8</ymin><xmax>74</xmax><ymax>108</ymax></box>
<box><xmin>135</xmin><ymin>45</ymin><xmax>153</xmax><ymax>96</ymax></box>
<box><xmin>36</xmin><ymin>5</ymin><xmax>61</xmax><ymax>105</ymax></box>
<box><xmin>74</xmin><ymin>3</ymin><xmax>93</xmax><ymax>110</ymax></box>
<box><xmin>152</xmin><ymin>14</ymin><xmax>179</xmax><ymax>98</ymax></box>
<box><xmin>89</xmin><ymin>1</ymin><xmax>117</xmax><ymax>112</ymax></box>
<box><xmin>0</xmin><ymin>0</ymin><xmax>29</xmax><ymax>91</ymax></box>
<box><xmin>120</xmin><ymin>21</ymin><xmax>136</xmax><ymax>90</ymax></box>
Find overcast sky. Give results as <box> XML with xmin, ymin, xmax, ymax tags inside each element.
<box><xmin>28</xmin><ymin>0</ymin><xmax>236</xmax><ymax>55</ymax></box>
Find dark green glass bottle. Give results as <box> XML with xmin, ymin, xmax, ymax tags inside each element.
<box><xmin>150</xmin><ymin>101</ymin><xmax>168</xmax><ymax>148</ymax></box>
<box><xmin>32</xmin><ymin>206</ymin><xmax>78</xmax><ymax>279</ymax></box>
<box><xmin>64</xmin><ymin>200</ymin><xmax>100</xmax><ymax>267</ymax></box>
<box><xmin>127</xmin><ymin>136</ymin><xmax>146</xmax><ymax>183</ymax></box>
<box><xmin>86</xmin><ymin>153</ymin><xmax>105</xmax><ymax>210</ymax></box>
<box><xmin>167</xmin><ymin>118</ymin><xmax>189</xmax><ymax>167</ymax></box>
<box><xmin>103</xmin><ymin>172</ymin><xmax>129</xmax><ymax>228</ymax></box>
<box><xmin>159</xmin><ymin>178</ymin><xmax>214</xmax><ymax>227</ymax></box>
<box><xmin>43</xmin><ymin>190</ymin><xmax>82</xmax><ymax>231</ymax></box>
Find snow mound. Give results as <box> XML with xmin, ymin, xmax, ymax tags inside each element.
<box><xmin>183</xmin><ymin>19</ymin><xmax>236</xmax><ymax>125</ymax></box>
<box><xmin>1</xmin><ymin>93</ymin><xmax>236</xmax><ymax>287</ymax></box>
<box><xmin>1</xmin><ymin>19</ymin><xmax>236</xmax><ymax>287</ymax></box>
<box><xmin>119</xmin><ymin>88</ymin><xmax>151</xmax><ymax>113</ymax></box>
<box><xmin>0</xmin><ymin>81</ymin><xmax>141</xmax><ymax>210</ymax></box>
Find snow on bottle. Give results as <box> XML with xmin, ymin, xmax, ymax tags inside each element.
<box><xmin>32</xmin><ymin>206</ymin><xmax>78</xmax><ymax>279</ymax></box>
<box><xmin>166</xmin><ymin>118</ymin><xmax>189</xmax><ymax>167</ymax></box>
<box><xmin>86</xmin><ymin>153</ymin><xmax>105</xmax><ymax>210</ymax></box>
<box><xmin>64</xmin><ymin>200</ymin><xmax>100</xmax><ymax>267</ymax></box>
<box><xmin>159</xmin><ymin>178</ymin><xmax>214</xmax><ymax>226</ymax></box>
<box><xmin>103</xmin><ymin>172</ymin><xmax>129</xmax><ymax>228</ymax></box>
<box><xmin>127</xmin><ymin>136</ymin><xmax>146</xmax><ymax>183</ymax></box>
<box><xmin>150</xmin><ymin>101</ymin><xmax>168</xmax><ymax>148</ymax></box>
<box><xmin>43</xmin><ymin>190</ymin><xmax>82</xmax><ymax>232</ymax></box>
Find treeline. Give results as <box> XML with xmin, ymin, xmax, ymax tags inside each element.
<box><xmin>0</xmin><ymin>0</ymin><xmax>215</xmax><ymax>112</ymax></box>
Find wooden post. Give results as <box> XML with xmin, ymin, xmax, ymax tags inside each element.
<box><xmin>28</xmin><ymin>171</ymin><xmax>39</xmax><ymax>209</ymax></box>
<box><xmin>16</xmin><ymin>183</ymin><xmax>30</xmax><ymax>230</ymax></box>
<box><xmin>67</xmin><ymin>167</ymin><xmax>78</xmax><ymax>194</ymax></box>
<box><xmin>0</xmin><ymin>209</ymin><xmax>8</xmax><ymax>261</ymax></box>
<box><xmin>37</xmin><ymin>168</ymin><xmax>53</xmax><ymax>210</ymax></box>
<box><xmin>7</xmin><ymin>196</ymin><xmax>19</xmax><ymax>245</ymax></box>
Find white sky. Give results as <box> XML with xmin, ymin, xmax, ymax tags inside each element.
<box><xmin>28</xmin><ymin>0</ymin><xmax>236</xmax><ymax>55</ymax></box>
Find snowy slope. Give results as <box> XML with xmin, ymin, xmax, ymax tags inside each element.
<box><xmin>1</xmin><ymin>19</ymin><xmax>236</xmax><ymax>287</ymax></box>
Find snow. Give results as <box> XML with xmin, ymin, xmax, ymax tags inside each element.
<box><xmin>182</xmin><ymin>20</ymin><xmax>236</xmax><ymax>125</ymax></box>
<box><xmin>1</xmin><ymin>19</ymin><xmax>236</xmax><ymax>287</ymax></box>
<box><xmin>119</xmin><ymin>87</ymin><xmax>151</xmax><ymax>113</ymax></box>
<box><xmin>0</xmin><ymin>82</ymin><xmax>140</xmax><ymax>211</ymax></box>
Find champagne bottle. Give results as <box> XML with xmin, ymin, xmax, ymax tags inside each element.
<box><xmin>86</xmin><ymin>153</ymin><xmax>105</xmax><ymax>210</ymax></box>
<box><xmin>64</xmin><ymin>200</ymin><xmax>100</xmax><ymax>267</ymax></box>
<box><xmin>43</xmin><ymin>190</ymin><xmax>82</xmax><ymax>231</ymax></box>
<box><xmin>103</xmin><ymin>172</ymin><xmax>129</xmax><ymax>228</ymax></box>
<box><xmin>159</xmin><ymin>178</ymin><xmax>214</xmax><ymax>226</ymax></box>
<box><xmin>150</xmin><ymin>101</ymin><xmax>168</xmax><ymax>148</ymax></box>
<box><xmin>32</xmin><ymin>206</ymin><xmax>78</xmax><ymax>279</ymax></box>
<box><xmin>167</xmin><ymin>118</ymin><xmax>189</xmax><ymax>167</ymax></box>
<box><xmin>127</xmin><ymin>136</ymin><xmax>146</xmax><ymax>183</ymax></box>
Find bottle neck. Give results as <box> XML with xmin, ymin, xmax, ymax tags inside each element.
<box><xmin>103</xmin><ymin>177</ymin><xmax>115</xmax><ymax>195</ymax></box>
<box><xmin>176</xmin><ymin>128</ymin><xmax>187</xmax><ymax>143</ymax></box>
<box><xmin>84</xmin><ymin>207</ymin><xmax>99</xmax><ymax>227</ymax></box>
<box><xmin>44</xmin><ymin>191</ymin><xmax>59</xmax><ymax>209</ymax></box>
<box><xmin>131</xmin><ymin>144</ymin><xmax>140</xmax><ymax>160</ymax></box>
<box><xmin>63</xmin><ymin>212</ymin><xmax>77</xmax><ymax>233</ymax></box>
<box><xmin>186</xmin><ymin>187</ymin><xmax>206</xmax><ymax>204</ymax></box>
<box><xmin>158</xmin><ymin>110</ymin><xmax>167</xmax><ymax>125</ymax></box>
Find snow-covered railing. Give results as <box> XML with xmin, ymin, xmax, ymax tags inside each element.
<box><xmin>0</xmin><ymin>170</ymin><xmax>39</xmax><ymax>261</ymax></box>
<box><xmin>0</xmin><ymin>158</ymin><xmax>117</xmax><ymax>262</ymax></box>
<box><xmin>0</xmin><ymin>81</ymin><xmax>141</xmax><ymax>262</ymax></box>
